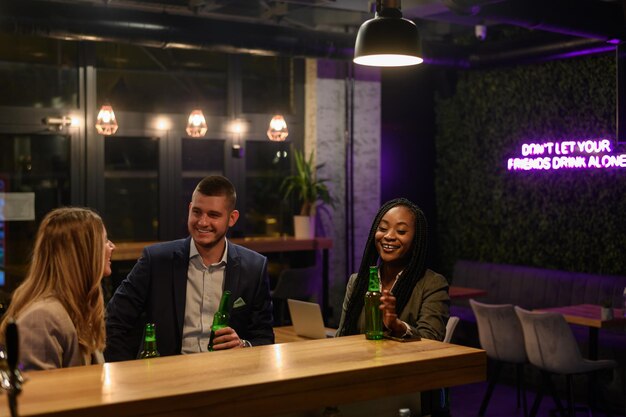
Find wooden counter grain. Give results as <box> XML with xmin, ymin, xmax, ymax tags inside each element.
<box><xmin>0</xmin><ymin>336</ymin><xmax>485</xmax><ymax>417</ymax></box>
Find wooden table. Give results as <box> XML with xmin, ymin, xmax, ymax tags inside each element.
<box><xmin>0</xmin><ymin>336</ymin><xmax>485</xmax><ymax>417</ymax></box>
<box><xmin>449</xmin><ymin>286</ymin><xmax>487</xmax><ymax>299</ymax></box>
<box><xmin>536</xmin><ymin>303</ymin><xmax>626</xmax><ymax>360</ymax></box>
<box><xmin>112</xmin><ymin>237</ymin><xmax>334</xmax><ymax>322</ymax></box>
<box><xmin>274</xmin><ymin>325</ymin><xmax>336</xmax><ymax>343</ymax></box>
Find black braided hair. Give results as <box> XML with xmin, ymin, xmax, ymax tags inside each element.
<box><xmin>338</xmin><ymin>198</ymin><xmax>428</xmax><ymax>336</ymax></box>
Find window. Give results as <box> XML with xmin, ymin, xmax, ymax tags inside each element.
<box><xmin>0</xmin><ymin>34</ymin><xmax>78</xmax><ymax>109</ymax></box>
<box><xmin>0</xmin><ymin>133</ymin><xmax>71</xmax><ymax>291</ymax></box>
<box><xmin>96</xmin><ymin>43</ymin><xmax>228</xmax><ymax>114</ymax></box>
<box><xmin>104</xmin><ymin>136</ymin><xmax>160</xmax><ymax>241</ymax></box>
<box><xmin>244</xmin><ymin>140</ymin><xmax>292</xmax><ymax>236</ymax></box>
<box><xmin>241</xmin><ymin>55</ymin><xmax>293</xmax><ymax>114</ymax></box>
<box><xmin>178</xmin><ymin>138</ymin><xmax>226</xmax><ymax>237</ymax></box>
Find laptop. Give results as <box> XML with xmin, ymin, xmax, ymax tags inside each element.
<box><xmin>287</xmin><ymin>299</ymin><xmax>335</xmax><ymax>339</ymax></box>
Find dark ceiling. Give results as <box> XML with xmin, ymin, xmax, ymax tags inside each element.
<box><xmin>0</xmin><ymin>0</ymin><xmax>624</xmax><ymax>68</ymax></box>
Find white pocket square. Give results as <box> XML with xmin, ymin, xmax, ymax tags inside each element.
<box><xmin>233</xmin><ymin>297</ymin><xmax>246</xmax><ymax>308</ymax></box>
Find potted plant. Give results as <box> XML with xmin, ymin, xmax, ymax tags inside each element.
<box><xmin>281</xmin><ymin>149</ymin><xmax>334</xmax><ymax>238</ymax></box>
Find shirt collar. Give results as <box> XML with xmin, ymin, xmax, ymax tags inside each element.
<box><xmin>189</xmin><ymin>237</ymin><xmax>229</xmax><ymax>266</ymax></box>
<box><xmin>378</xmin><ymin>267</ymin><xmax>403</xmax><ymax>293</ymax></box>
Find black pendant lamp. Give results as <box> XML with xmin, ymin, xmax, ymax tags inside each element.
<box><xmin>353</xmin><ymin>0</ymin><xmax>423</xmax><ymax>67</ymax></box>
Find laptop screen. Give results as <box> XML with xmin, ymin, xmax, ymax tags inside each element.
<box><xmin>287</xmin><ymin>299</ymin><xmax>335</xmax><ymax>339</ymax></box>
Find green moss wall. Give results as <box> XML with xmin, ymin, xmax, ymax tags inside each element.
<box><xmin>435</xmin><ymin>55</ymin><xmax>626</xmax><ymax>277</ymax></box>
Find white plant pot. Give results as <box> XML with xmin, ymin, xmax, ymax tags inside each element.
<box><xmin>293</xmin><ymin>215</ymin><xmax>315</xmax><ymax>239</ymax></box>
<box><xmin>601</xmin><ymin>307</ymin><xmax>613</xmax><ymax>321</ymax></box>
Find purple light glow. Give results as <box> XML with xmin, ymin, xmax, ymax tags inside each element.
<box><xmin>422</xmin><ymin>57</ymin><xmax>471</xmax><ymax>68</ymax></box>
<box><xmin>507</xmin><ymin>138</ymin><xmax>626</xmax><ymax>171</ymax></box>
<box><xmin>548</xmin><ymin>45</ymin><xmax>615</xmax><ymax>60</ymax></box>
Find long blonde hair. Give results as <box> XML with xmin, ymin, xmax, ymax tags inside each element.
<box><xmin>0</xmin><ymin>207</ymin><xmax>106</xmax><ymax>354</ymax></box>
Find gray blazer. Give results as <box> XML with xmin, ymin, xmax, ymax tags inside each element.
<box><xmin>337</xmin><ymin>269</ymin><xmax>450</xmax><ymax>341</ymax></box>
<box><xmin>16</xmin><ymin>297</ymin><xmax>104</xmax><ymax>371</ymax></box>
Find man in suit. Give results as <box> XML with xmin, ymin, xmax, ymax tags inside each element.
<box><xmin>105</xmin><ymin>175</ymin><xmax>274</xmax><ymax>361</ymax></box>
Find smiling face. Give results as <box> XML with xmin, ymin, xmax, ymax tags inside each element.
<box><xmin>375</xmin><ymin>205</ymin><xmax>415</xmax><ymax>267</ymax></box>
<box><xmin>188</xmin><ymin>191</ymin><xmax>239</xmax><ymax>252</ymax></box>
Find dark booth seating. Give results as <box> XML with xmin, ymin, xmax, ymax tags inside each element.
<box><xmin>450</xmin><ymin>260</ymin><xmax>626</xmax><ymax>360</ymax></box>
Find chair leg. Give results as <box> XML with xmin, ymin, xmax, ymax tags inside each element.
<box><xmin>588</xmin><ymin>371</ymin><xmax>612</xmax><ymax>417</ymax></box>
<box><xmin>566</xmin><ymin>375</ymin><xmax>575</xmax><ymax>417</ymax></box>
<box><xmin>516</xmin><ymin>363</ymin><xmax>528</xmax><ymax>417</ymax></box>
<box><xmin>478</xmin><ymin>361</ymin><xmax>502</xmax><ymax>416</ymax></box>
<box><xmin>544</xmin><ymin>372</ymin><xmax>567</xmax><ymax>417</ymax></box>
<box><xmin>517</xmin><ymin>364</ymin><xmax>522</xmax><ymax>408</ymax></box>
<box><xmin>529</xmin><ymin>371</ymin><xmax>545</xmax><ymax>417</ymax></box>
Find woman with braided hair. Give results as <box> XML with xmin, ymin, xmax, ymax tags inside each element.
<box><xmin>337</xmin><ymin>198</ymin><xmax>449</xmax><ymax>340</ymax></box>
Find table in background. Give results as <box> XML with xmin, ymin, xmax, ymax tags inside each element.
<box><xmin>536</xmin><ymin>303</ymin><xmax>625</xmax><ymax>360</ymax></box>
<box><xmin>112</xmin><ymin>237</ymin><xmax>333</xmax><ymax>320</ymax></box>
<box><xmin>0</xmin><ymin>336</ymin><xmax>485</xmax><ymax>417</ymax></box>
<box><xmin>274</xmin><ymin>325</ymin><xmax>336</xmax><ymax>343</ymax></box>
<box><xmin>449</xmin><ymin>286</ymin><xmax>488</xmax><ymax>299</ymax></box>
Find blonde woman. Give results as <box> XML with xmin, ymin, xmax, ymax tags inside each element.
<box><xmin>0</xmin><ymin>207</ymin><xmax>115</xmax><ymax>370</ymax></box>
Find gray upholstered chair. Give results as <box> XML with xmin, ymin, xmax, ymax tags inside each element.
<box><xmin>436</xmin><ymin>315</ymin><xmax>461</xmax><ymax>415</ymax></box>
<box><xmin>470</xmin><ymin>299</ymin><xmax>528</xmax><ymax>417</ymax></box>
<box><xmin>514</xmin><ymin>307</ymin><xmax>617</xmax><ymax>417</ymax></box>
<box><xmin>444</xmin><ymin>316</ymin><xmax>460</xmax><ymax>343</ymax></box>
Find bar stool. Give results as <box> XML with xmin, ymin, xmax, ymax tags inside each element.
<box><xmin>514</xmin><ymin>307</ymin><xmax>617</xmax><ymax>417</ymax></box>
<box><xmin>470</xmin><ymin>299</ymin><xmax>528</xmax><ymax>417</ymax></box>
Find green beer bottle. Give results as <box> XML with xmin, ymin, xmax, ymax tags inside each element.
<box><xmin>208</xmin><ymin>290</ymin><xmax>232</xmax><ymax>351</ymax></box>
<box><xmin>365</xmin><ymin>266</ymin><xmax>383</xmax><ymax>340</ymax></box>
<box><xmin>139</xmin><ymin>323</ymin><xmax>160</xmax><ymax>359</ymax></box>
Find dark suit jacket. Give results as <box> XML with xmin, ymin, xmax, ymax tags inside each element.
<box><xmin>104</xmin><ymin>237</ymin><xmax>274</xmax><ymax>361</ymax></box>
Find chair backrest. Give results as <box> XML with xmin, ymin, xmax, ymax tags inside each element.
<box><xmin>470</xmin><ymin>299</ymin><xmax>527</xmax><ymax>363</ymax></box>
<box><xmin>514</xmin><ymin>307</ymin><xmax>583</xmax><ymax>374</ymax></box>
<box><xmin>444</xmin><ymin>316</ymin><xmax>460</xmax><ymax>343</ymax></box>
<box><xmin>271</xmin><ymin>266</ymin><xmax>319</xmax><ymax>301</ymax></box>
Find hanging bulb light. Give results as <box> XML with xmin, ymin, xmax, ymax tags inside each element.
<box><xmin>95</xmin><ymin>104</ymin><xmax>118</xmax><ymax>135</ymax></box>
<box><xmin>267</xmin><ymin>115</ymin><xmax>289</xmax><ymax>142</ymax></box>
<box><xmin>353</xmin><ymin>0</ymin><xmax>423</xmax><ymax>67</ymax></box>
<box><xmin>186</xmin><ymin>109</ymin><xmax>207</xmax><ymax>137</ymax></box>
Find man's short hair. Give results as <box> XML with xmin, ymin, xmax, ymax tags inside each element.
<box><xmin>194</xmin><ymin>175</ymin><xmax>237</xmax><ymax>210</ymax></box>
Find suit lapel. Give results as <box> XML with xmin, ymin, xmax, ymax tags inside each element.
<box><xmin>173</xmin><ymin>237</ymin><xmax>191</xmax><ymax>338</ymax></box>
<box><xmin>224</xmin><ymin>241</ymin><xmax>241</xmax><ymax>312</ymax></box>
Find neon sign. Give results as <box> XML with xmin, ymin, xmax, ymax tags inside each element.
<box><xmin>507</xmin><ymin>139</ymin><xmax>626</xmax><ymax>171</ymax></box>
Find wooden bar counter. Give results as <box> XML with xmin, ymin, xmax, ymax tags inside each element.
<box><xmin>0</xmin><ymin>336</ymin><xmax>485</xmax><ymax>417</ymax></box>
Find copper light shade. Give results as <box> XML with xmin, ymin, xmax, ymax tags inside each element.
<box><xmin>95</xmin><ymin>104</ymin><xmax>118</xmax><ymax>135</ymax></box>
<box><xmin>186</xmin><ymin>109</ymin><xmax>208</xmax><ymax>137</ymax></box>
<box><xmin>267</xmin><ymin>115</ymin><xmax>288</xmax><ymax>142</ymax></box>
<box><xmin>353</xmin><ymin>0</ymin><xmax>423</xmax><ymax>67</ymax></box>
